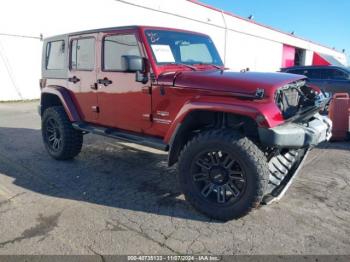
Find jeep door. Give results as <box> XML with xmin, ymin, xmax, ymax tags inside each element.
<box><xmin>68</xmin><ymin>34</ymin><xmax>99</xmax><ymax>123</ymax></box>
<box><xmin>96</xmin><ymin>30</ymin><xmax>152</xmax><ymax>132</ymax></box>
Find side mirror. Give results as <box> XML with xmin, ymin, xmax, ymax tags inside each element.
<box><xmin>122</xmin><ymin>55</ymin><xmax>149</xmax><ymax>84</ymax></box>
<box><xmin>122</xmin><ymin>55</ymin><xmax>145</xmax><ymax>72</ymax></box>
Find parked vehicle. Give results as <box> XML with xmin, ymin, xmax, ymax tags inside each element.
<box><xmin>39</xmin><ymin>26</ymin><xmax>332</xmax><ymax>220</ymax></box>
<box><xmin>281</xmin><ymin>66</ymin><xmax>350</xmax><ymax>95</ymax></box>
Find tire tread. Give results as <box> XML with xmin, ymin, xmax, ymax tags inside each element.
<box><xmin>42</xmin><ymin>106</ymin><xmax>83</xmax><ymax>160</ymax></box>
<box><xmin>178</xmin><ymin>129</ymin><xmax>269</xmax><ymax>221</ymax></box>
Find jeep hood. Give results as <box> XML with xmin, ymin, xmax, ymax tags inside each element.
<box><xmin>158</xmin><ymin>70</ymin><xmax>306</xmax><ymax>98</ymax></box>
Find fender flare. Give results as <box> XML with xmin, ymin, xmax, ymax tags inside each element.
<box><xmin>165</xmin><ymin>100</ymin><xmax>284</xmax><ymax>166</ymax></box>
<box><xmin>165</xmin><ymin>101</ymin><xmax>262</xmax><ymax>166</ymax></box>
<box><xmin>164</xmin><ymin>101</ymin><xmax>265</xmax><ymax>144</ymax></box>
<box><xmin>40</xmin><ymin>86</ymin><xmax>81</xmax><ymax>122</ymax></box>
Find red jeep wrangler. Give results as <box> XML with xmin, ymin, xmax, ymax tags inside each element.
<box><xmin>39</xmin><ymin>26</ymin><xmax>332</xmax><ymax>220</ymax></box>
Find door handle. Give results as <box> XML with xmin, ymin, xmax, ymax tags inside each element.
<box><xmin>97</xmin><ymin>77</ymin><xmax>113</xmax><ymax>86</ymax></box>
<box><xmin>68</xmin><ymin>76</ymin><xmax>80</xmax><ymax>84</ymax></box>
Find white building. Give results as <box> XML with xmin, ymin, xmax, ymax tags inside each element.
<box><xmin>0</xmin><ymin>0</ymin><xmax>347</xmax><ymax>101</ymax></box>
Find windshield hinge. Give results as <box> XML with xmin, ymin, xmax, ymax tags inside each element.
<box><xmin>150</xmin><ymin>73</ymin><xmax>156</xmax><ymax>82</ymax></box>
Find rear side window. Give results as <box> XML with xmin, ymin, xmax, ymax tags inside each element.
<box><xmin>303</xmin><ymin>69</ymin><xmax>322</xmax><ymax>79</ymax></box>
<box><xmin>46</xmin><ymin>40</ymin><xmax>65</xmax><ymax>70</ymax></box>
<box><xmin>103</xmin><ymin>34</ymin><xmax>140</xmax><ymax>71</ymax></box>
<box><xmin>329</xmin><ymin>69</ymin><xmax>349</xmax><ymax>80</ymax></box>
<box><xmin>71</xmin><ymin>38</ymin><xmax>95</xmax><ymax>71</ymax></box>
<box><xmin>287</xmin><ymin>69</ymin><xmax>305</xmax><ymax>75</ymax></box>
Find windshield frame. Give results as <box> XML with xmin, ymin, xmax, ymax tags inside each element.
<box><xmin>143</xmin><ymin>29</ymin><xmax>223</xmax><ymax>69</ymax></box>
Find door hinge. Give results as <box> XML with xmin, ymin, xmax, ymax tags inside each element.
<box><xmin>91</xmin><ymin>106</ymin><xmax>100</xmax><ymax>113</ymax></box>
<box><xmin>150</xmin><ymin>73</ymin><xmax>156</xmax><ymax>82</ymax></box>
<box><xmin>142</xmin><ymin>113</ymin><xmax>152</xmax><ymax>121</ymax></box>
<box><xmin>90</xmin><ymin>83</ymin><xmax>98</xmax><ymax>90</ymax></box>
<box><xmin>142</xmin><ymin>86</ymin><xmax>152</xmax><ymax>95</ymax></box>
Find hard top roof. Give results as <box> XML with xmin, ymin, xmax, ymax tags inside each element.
<box><xmin>43</xmin><ymin>25</ymin><xmax>208</xmax><ymax>41</ymax></box>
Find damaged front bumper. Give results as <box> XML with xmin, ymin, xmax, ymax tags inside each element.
<box><xmin>258</xmin><ymin>113</ymin><xmax>332</xmax><ymax>148</ymax></box>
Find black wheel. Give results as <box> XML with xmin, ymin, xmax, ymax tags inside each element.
<box><xmin>178</xmin><ymin>130</ymin><xmax>269</xmax><ymax>221</ymax></box>
<box><xmin>42</xmin><ymin>106</ymin><xmax>83</xmax><ymax>160</ymax></box>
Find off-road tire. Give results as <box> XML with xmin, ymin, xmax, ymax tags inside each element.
<box><xmin>42</xmin><ymin>106</ymin><xmax>83</xmax><ymax>160</ymax></box>
<box><xmin>178</xmin><ymin>129</ymin><xmax>269</xmax><ymax>221</ymax></box>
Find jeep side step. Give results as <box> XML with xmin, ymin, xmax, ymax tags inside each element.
<box><xmin>72</xmin><ymin>122</ymin><xmax>169</xmax><ymax>151</ymax></box>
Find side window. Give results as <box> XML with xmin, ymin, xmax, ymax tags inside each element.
<box><xmin>319</xmin><ymin>69</ymin><xmax>332</xmax><ymax>80</ymax></box>
<box><xmin>103</xmin><ymin>34</ymin><xmax>140</xmax><ymax>71</ymax></box>
<box><xmin>70</xmin><ymin>38</ymin><xmax>95</xmax><ymax>71</ymax></box>
<box><xmin>46</xmin><ymin>40</ymin><xmax>65</xmax><ymax>70</ymax></box>
<box><xmin>304</xmin><ymin>69</ymin><xmax>322</xmax><ymax>79</ymax></box>
<box><xmin>287</xmin><ymin>69</ymin><xmax>305</xmax><ymax>75</ymax></box>
<box><xmin>330</xmin><ymin>69</ymin><xmax>349</xmax><ymax>80</ymax></box>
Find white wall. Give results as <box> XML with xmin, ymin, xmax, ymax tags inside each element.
<box><xmin>0</xmin><ymin>36</ymin><xmax>42</xmax><ymax>100</ymax></box>
<box><xmin>225</xmin><ymin>30</ymin><xmax>284</xmax><ymax>72</ymax></box>
<box><xmin>0</xmin><ymin>0</ymin><xmax>347</xmax><ymax>101</ymax></box>
<box><xmin>221</xmin><ymin>8</ymin><xmax>347</xmax><ymax>65</ymax></box>
<box><xmin>304</xmin><ymin>50</ymin><xmax>314</xmax><ymax>66</ymax></box>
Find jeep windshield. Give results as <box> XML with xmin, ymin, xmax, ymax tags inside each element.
<box><xmin>145</xmin><ymin>30</ymin><xmax>223</xmax><ymax>68</ymax></box>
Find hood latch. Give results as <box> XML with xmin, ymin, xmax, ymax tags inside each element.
<box><xmin>255</xmin><ymin>88</ymin><xmax>265</xmax><ymax>99</ymax></box>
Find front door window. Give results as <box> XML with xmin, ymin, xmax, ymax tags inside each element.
<box><xmin>103</xmin><ymin>34</ymin><xmax>141</xmax><ymax>71</ymax></box>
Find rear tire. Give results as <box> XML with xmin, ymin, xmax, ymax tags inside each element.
<box><xmin>178</xmin><ymin>129</ymin><xmax>269</xmax><ymax>221</ymax></box>
<box><xmin>42</xmin><ymin>106</ymin><xmax>83</xmax><ymax>160</ymax></box>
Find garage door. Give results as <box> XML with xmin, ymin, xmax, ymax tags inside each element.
<box><xmin>282</xmin><ymin>45</ymin><xmax>296</xmax><ymax>68</ymax></box>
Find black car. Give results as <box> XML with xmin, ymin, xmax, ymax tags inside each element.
<box><xmin>281</xmin><ymin>66</ymin><xmax>350</xmax><ymax>95</ymax></box>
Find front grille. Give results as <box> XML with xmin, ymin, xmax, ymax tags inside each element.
<box><xmin>276</xmin><ymin>86</ymin><xmax>301</xmax><ymax>118</ymax></box>
<box><xmin>275</xmin><ymin>80</ymin><xmax>318</xmax><ymax>119</ymax></box>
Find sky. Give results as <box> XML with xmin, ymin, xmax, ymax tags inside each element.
<box><xmin>201</xmin><ymin>0</ymin><xmax>350</xmax><ymax>63</ymax></box>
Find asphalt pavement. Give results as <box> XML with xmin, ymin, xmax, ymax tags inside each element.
<box><xmin>0</xmin><ymin>101</ymin><xmax>349</xmax><ymax>255</ymax></box>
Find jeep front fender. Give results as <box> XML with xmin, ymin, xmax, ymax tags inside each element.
<box><xmin>164</xmin><ymin>100</ymin><xmax>284</xmax><ymax>144</ymax></box>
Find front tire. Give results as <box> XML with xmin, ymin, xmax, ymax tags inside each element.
<box><xmin>178</xmin><ymin>130</ymin><xmax>269</xmax><ymax>221</ymax></box>
<box><xmin>42</xmin><ymin>106</ymin><xmax>83</xmax><ymax>160</ymax></box>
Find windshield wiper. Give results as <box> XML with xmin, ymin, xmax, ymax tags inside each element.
<box><xmin>194</xmin><ymin>63</ymin><xmax>223</xmax><ymax>70</ymax></box>
<box><xmin>209</xmin><ymin>64</ymin><xmax>223</xmax><ymax>70</ymax></box>
<box><xmin>167</xmin><ymin>63</ymin><xmax>197</xmax><ymax>71</ymax></box>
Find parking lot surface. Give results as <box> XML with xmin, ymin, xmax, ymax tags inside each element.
<box><xmin>0</xmin><ymin>101</ymin><xmax>349</xmax><ymax>255</ymax></box>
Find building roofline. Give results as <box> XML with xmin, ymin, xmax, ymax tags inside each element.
<box><xmin>282</xmin><ymin>65</ymin><xmax>349</xmax><ymax>70</ymax></box>
<box><xmin>187</xmin><ymin>0</ymin><xmax>341</xmax><ymax>54</ymax></box>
